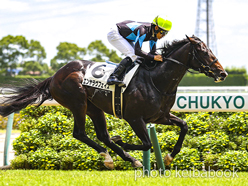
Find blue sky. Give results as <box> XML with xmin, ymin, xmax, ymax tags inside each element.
<box><xmin>1</xmin><ymin>0</ymin><xmax>248</xmax><ymax>70</ymax></box>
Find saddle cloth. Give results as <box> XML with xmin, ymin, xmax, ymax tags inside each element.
<box><xmin>82</xmin><ymin>61</ymin><xmax>139</xmax><ymax>93</ymax></box>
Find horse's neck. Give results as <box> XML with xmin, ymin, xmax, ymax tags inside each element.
<box><xmin>151</xmin><ymin>45</ymin><xmax>190</xmax><ymax>95</ymax></box>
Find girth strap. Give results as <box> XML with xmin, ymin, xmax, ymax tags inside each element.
<box><xmin>112</xmin><ymin>85</ymin><xmax>123</xmax><ymax>119</ymax></box>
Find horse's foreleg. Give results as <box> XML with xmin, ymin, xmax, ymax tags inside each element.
<box><xmin>163</xmin><ymin>113</ymin><xmax>188</xmax><ymax>165</ymax></box>
<box><xmin>86</xmin><ymin>101</ymin><xmax>142</xmax><ymax>168</ymax></box>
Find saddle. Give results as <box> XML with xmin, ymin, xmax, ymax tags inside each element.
<box><xmin>82</xmin><ymin>60</ymin><xmax>139</xmax><ymax>93</ymax></box>
<box><xmin>82</xmin><ymin>55</ymin><xmax>159</xmax><ymax>119</ymax></box>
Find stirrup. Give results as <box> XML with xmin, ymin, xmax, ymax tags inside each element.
<box><xmin>107</xmin><ymin>76</ymin><xmax>123</xmax><ymax>86</ymax></box>
<box><xmin>108</xmin><ymin>80</ymin><xmax>126</xmax><ymax>87</ymax></box>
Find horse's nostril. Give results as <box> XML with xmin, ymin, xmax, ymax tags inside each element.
<box><xmin>219</xmin><ymin>71</ymin><xmax>228</xmax><ymax>80</ymax></box>
<box><xmin>221</xmin><ymin>72</ymin><xmax>227</xmax><ymax>78</ymax></box>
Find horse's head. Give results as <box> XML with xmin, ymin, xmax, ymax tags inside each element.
<box><xmin>186</xmin><ymin>35</ymin><xmax>228</xmax><ymax>82</ymax></box>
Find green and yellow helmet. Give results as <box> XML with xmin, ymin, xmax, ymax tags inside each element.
<box><xmin>152</xmin><ymin>16</ymin><xmax>172</xmax><ymax>31</ymax></box>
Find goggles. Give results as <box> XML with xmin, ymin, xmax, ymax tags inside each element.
<box><xmin>160</xmin><ymin>29</ymin><xmax>169</xmax><ymax>36</ymax></box>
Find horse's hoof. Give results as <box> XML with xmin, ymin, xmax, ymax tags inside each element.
<box><xmin>164</xmin><ymin>154</ymin><xmax>173</xmax><ymax>166</ymax></box>
<box><xmin>104</xmin><ymin>161</ymin><xmax>115</xmax><ymax>170</ymax></box>
<box><xmin>110</xmin><ymin>135</ymin><xmax>122</xmax><ymax>143</ymax></box>
<box><xmin>132</xmin><ymin>160</ymin><xmax>143</xmax><ymax>168</ymax></box>
<box><xmin>100</xmin><ymin>151</ymin><xmax>114</xmax><ymax>170</ymax></box>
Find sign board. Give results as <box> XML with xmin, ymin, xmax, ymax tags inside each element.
<box><xmin>172</xmin><ymin>93</ymin><xmax>248</xmax><ymax>112</ymax></box>
<box><xmin>1</xmin><ymin>93</ymin><xmax>248</xmax><ymax>112</ymax></box>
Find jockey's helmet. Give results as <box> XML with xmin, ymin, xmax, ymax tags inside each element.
<box><xmin>152</xmin><ymin>16</ymin><xmax>172</xmax><ymax>31</ymax></box>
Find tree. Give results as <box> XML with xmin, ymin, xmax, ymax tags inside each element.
<box><xmin>21</xmin><ymin>39</ymin><xmax>48</xmax><ymax>75</ymax></box>
<box><xmin>21</xmin><ymin>61</ymin><xmax>43</xmax><ymax>75</ymax></box>
<box><xmin>0</xmin><ymin>35</ymin><xmax>48</xmax><ymax>76</ymax></box>
<box><xmin>26</xmin><ymin>40</ymin><xmax>46</xmax><ymax>63</ymax></box>
<box><xmin>51</xmin><ymin>42</ymin><xmax>86</xmax><ymax>71</ymax></box>
<box><xmin>0</xmin><ymin>35</ymin><xmax>28</xmax><ymax>75</ymax></box>
<box><xmin>108</xmin><ymin>50</ymin><xmax>123</xmax><ymax>63</ymax></box>
<box><xmin>87</xmin><ymin>40</ymin><xmax>122</xmax><ymax>63</ymax></box>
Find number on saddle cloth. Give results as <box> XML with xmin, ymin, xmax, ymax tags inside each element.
<box><xmin>82</xmin><ymin>61</ymin><xmax>140</xmax><ymax>92</ymax></box>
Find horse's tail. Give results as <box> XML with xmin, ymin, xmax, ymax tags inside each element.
<box><xmin>0</xmin><ymin>77</ymin><xmax>53</xmax><ymax>117</ymax></box>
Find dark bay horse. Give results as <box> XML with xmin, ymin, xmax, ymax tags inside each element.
<box><xmin>0</xmin><ymin>35</ymin><xmax>227</xmax><ymax>169</ymax></box>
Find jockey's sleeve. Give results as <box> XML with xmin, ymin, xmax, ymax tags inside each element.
<box><xmin>149</xmin><ymin>39</ymin><xmax>159</xmax><ymax>55</ymax></box>
<box><xmin>134</xmin><ymin>27</ymin><xmax>154</xmax><ymax>60</ymax></box>
<box><xmin>149</xmin><ymin>39</ymin><xmax>157</xmax><ymax>52</ymax></box>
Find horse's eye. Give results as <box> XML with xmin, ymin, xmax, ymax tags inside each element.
<box><xmin>201</xmin><ymin>46</ymin><xmax>206</xmax><ymax>51</ymax></box>
<box><xmin>201</xmin><ymin>46</ymin><xmax>209</xmax><ymax>55</ymax></box>
<box><xmin>203</xmin><ymin>50</ymin><xmax>209</xmax><ymax>56</ymax></box>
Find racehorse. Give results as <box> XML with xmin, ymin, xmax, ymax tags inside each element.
<box><xmin>0</xmin><ymin>35</ymin><xmax>227</xmax><ymax>169</ymax></box>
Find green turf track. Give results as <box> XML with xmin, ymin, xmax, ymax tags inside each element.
<box><xmin>1</xmin><ymin>170</ymin><xmax>248</xmax><ymax>186</ymax></box>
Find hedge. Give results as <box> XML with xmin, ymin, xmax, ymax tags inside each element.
<box><xmin>179</xmin><ymin>73</ymin><xmax>247</xmax><ymax>86</ymax></box>
<box><xmin>0</xmin><ymin>113</ymin><xmax>21</xmax><ymax>130</ymax></box>
<box><xmin>10</xmin><ymin>106</ymin><xmax>248</xmax><ymax>171</ymax></box>
<box><xmin>0</xmin><ymin>73</ymin><xmax>247</xmax><ymax>87</ymax></box>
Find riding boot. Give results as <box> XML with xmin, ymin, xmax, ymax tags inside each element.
<box><xmin>107</xmin><ymin>57</ymin><xmax>132</xmax><ymax>87</ymax></box>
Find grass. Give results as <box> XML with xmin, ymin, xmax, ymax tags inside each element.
<box><xmin>0</xmin><ymin>170</ymin><xmax>248</xmax><ymax>186</ymax></box>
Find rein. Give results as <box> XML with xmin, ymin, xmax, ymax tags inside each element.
<box><xmin>162</xmin><ymin>40</ymin><xmax>218</xmax><ymax>76</ymax></box>
<box><xmin>164</xmin><ymin>58</ymin><xmax>195</xmax><ymax>74</ymax></box>
<box><xmin>161</xmin><ymin>42</ymin><xmax>196</xmax><ymax>74</ymax></box>
<box><xmin>149</xmin><ymin>38</ymin><xmax>218</xmax><ymax>96</ymax></box>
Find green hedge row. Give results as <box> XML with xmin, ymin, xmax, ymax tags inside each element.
<box><xmin>179</xmin><ymin>73</ymin><xmax>247</xmax><ymax>86</ymax></box>
<box><xmin>0</xmin><ymin>114</ymin><xmax>21</xmax><ymax>129</ymax></box>
<box><xmin>0</xmin><ymin>73</ymin><xmax>247</xmax><ymax>87</ymax></box>
<box><xmin>10</xmin><ymin>106</ymin><xmax>248</xmax><ymax>171</ymax></box>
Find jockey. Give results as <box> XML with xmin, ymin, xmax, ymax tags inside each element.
<box><xmin>107</xmin><ymin>16</ymin><xmax>172</xmax><ymax>87</ymax></box>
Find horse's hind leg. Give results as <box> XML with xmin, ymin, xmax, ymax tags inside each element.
<box><xmin>71</xmin><ymin>105</ymin><xmax>119</xmax><ymax>170</ymax></box>
<box><xmin>86</xmin><ymin>100</ymin><xmax>142</xmax><ymax>168</ymax></box>
<box><xmin>71</xmin><ymin>106</ymin><xmax>106</xmax><ymax>152</ymax></box>
<box><xmin>51</xmin><ymin>71</ymin><xmax>114</xmax><ymax>169</ymax></box>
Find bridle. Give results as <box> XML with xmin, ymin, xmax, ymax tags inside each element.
<box><xmin>162</xmin><ymin>39</ymin><xmax>218</xmax><ymax>77</ymax></box>
<box><xmin>190</xmin><ymin>40</ymin><xmax>218</xmax><ymax>77</ymax></box>
<box><xmin>150</xmin><ymin>38</ymin><xmax>219</xmax><ymax>96</ymax></box>
<box><xmin>151</xmin><ymin>38</ymin><xmax>219</xmax><ymax>96</ymax></box>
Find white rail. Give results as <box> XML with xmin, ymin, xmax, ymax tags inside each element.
<box><xmin>1</xmin><ymin>92</ymin><xmax>248</xmax><ymax>112</ymax></box>
<box><xmin>178</xmin><ymin>86</ymin><xmax>248</xmax><ymax>93</ymax></box>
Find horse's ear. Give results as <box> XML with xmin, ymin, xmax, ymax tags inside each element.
<box><xmin>186</xmin><ymin>35</ymin><xmax>196</xmax><ymax>44</ymax></box>
<box><xmin>186</xmin><ymin>35</ymin><xmax>191</xmax><ymax>41</ymax></box>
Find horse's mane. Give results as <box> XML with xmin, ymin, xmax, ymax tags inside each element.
<box><xmin>160</xmin><ymin>35</ymin><xmax>201</xmax><ymax>56</ymax></box>
<box><xmin>142</xmin><ymin>35</ymin><xmax>201</xmax><ymax>68</ymax></box>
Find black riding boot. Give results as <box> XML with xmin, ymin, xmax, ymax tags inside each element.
<box><xmin>107</xmin><ymin>57</ymin><xmax>132</xmax><ymax>87</ymax></box>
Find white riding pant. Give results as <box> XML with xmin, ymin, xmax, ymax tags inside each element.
<box><xmin>107</xmin><ymin>26</ymin><xmax>137</xmax><ymax>62</ymax></box>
